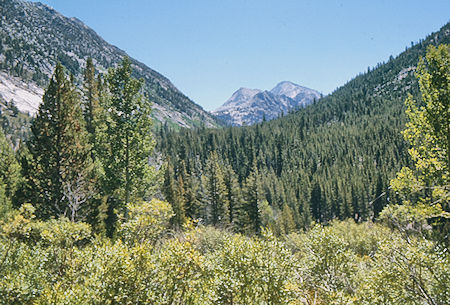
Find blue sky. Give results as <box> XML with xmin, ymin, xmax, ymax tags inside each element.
<box><xmin>31</xmin><ymin>0</ymin><xmax>449</xmax><ymax>110</ymax></box>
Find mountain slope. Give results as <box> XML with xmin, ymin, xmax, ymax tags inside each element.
<box><xmin>0</xmin><ymin>0</ymin><xmax>220</xmax><ymax>128</ymax></box>
<box><xmin>158</xmin><ymin>23</ymin><xmax>450</xmax><ymax>226</ymax></box>
<box><xmin>213</xmin><ymin>81</ymin><xmax>320</xmax><ymax>126</ymax></box>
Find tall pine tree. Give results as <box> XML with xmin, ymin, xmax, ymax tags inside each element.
<box><xmin>202</xmin><ymin>151</ymin><xmax>228</xmax><ymax>225</ymax></box>
<box><xmin>162</xmin><ymin>163</ymin><xmax>186</xmax><ymax>227</ymax></box>
<box><xmin>178</xmin><ymin>160</ymin><xmax>200</xmax><ymax>220</ymax></box>
<box><xmin>82</xmin><ymin>57</ymin><xmax>99</xmax><ymax>138</ymax></box>
<box><xmin>223</xmin><ymin>163</ymin><xmax>242</xmax><ymax>226</ymax></box>
<box><xmin>27</xmin><ymin>63</ymin><xmax>95</xmax><ymax>221</ymax></box>
<box><xmin>99</xmin><ymin>57</ymin><xmax>156</xmax><ymax>208</ymax></box>
<box><xmin>241</xmin><ymin>160</ymin><xmax>262</xmax><ymax>233</ymax></box>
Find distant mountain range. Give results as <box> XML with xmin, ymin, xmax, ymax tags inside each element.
<box><xmin>0</xmin><ymin>0</ymin><xmax>220</xmax><ymax>128</ymax></box>
<box><xmin>213</xmin><ymin>81</ymin><xmax>321</xmax><ymax>126</ymax></box>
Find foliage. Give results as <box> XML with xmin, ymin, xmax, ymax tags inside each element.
<box><xmin>0</xmin><ymin>127</ymin><xmax>21</xmax><ymax>199</ymax></box>
<box><xmin>23</xmin><ymin>63</ymin><xmax>96</xmax><ymax>221</ymax></box>
<box><xmin>386</xmin><ymin>44</ymin><xmax>449</xmax><ymax>241</ymax></box>
<box><xmin>99</xmin><ymin>57</ymin><xmax>157</xmax><ymax>210</ymax></box>
<box><xmin>0</xmin><ymin>213</ymin><xmax>448</xmax><ymax>304</ymax></box>
<box><xmin>118</xmin><ymin>199</ymin><xmax>174</xmax><ymax>246</ymax></box>
<box><xmin>0</xmin><ymin>127</ymin><xmax>21</xmax><ymax>219</ymax></box>
<box><xmin>391</xmin><ymin>44</ymin><xmax>449</xmax><ymax>206</ymax></box>
<box><xmin>157</xmin><ymin>25</ymin><xmax>450</xmax><ymax>233</ymax></box>
<box><xmin>0</xmin><ymin>97</ymin><xmax>32</xmax><ymax>147</ymax></box>
<box><xmin>1</xmin><ymin>0</ymin><xmax>220</xmax><ymax>129</ymax></box>
<box><xmin>1</xmin><ymin>9</ymin><xmax>449</xmax><ymax>305</ymax></box>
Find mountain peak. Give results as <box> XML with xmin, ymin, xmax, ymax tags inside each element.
<box><xmin>217</xmin><ymin>87</ymin><xmax>262</xmax><ymax>110</ymax></box>
<box><xmin>230</xmin><ymin>87</ymin><xmax>262</xmax><ymax>100</ymax></box>
<box><xmin>213</xmin><ymin>82</ymin><xmax>321</xmax><ymax>126</ymax></box>
<box><xmin>270</xmin><ymin>81</ymin><xmax>318</xmax><ymax>99</ymax></box>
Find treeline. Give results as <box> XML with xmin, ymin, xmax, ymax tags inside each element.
<box><xmin>0</xmin><ymin>57</ymin><xmax>156</xmax><ymax>235</ymax></box>
<box><xmin>157</xmin><ymin>23</ymin><xmax>449</xmax><ymax>233</ymax></box>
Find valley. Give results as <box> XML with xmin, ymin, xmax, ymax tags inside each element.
<box><xmin>0</xmin><ymin>0</ymin><xmax>448</xmax><ymax>304</ymax></box>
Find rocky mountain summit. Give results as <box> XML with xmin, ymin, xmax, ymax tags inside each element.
<box><xmin>213</xmin><ymin>81</ymin><xmax>321</xmax><ymax>126</ymax></box>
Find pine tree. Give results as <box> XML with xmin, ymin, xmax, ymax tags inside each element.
<box><xmin>373</xmin><ymin>174</ymin><xmax>386</xmax><ymax>219</ymax></box>
<box><xmin>223</xmin><ymin>163</ymin><xmax>243</xmax><ymax>226</ymax></box>
<box><xmin>179</xmin><ymin>161</ymin><xmax>200</xmax><ymax>220</ymax></box>
<box><xmin>310</xmin><ymin>182</ymin><xmax>323</xmax><ymax>222</ymax></box>
<box><xmin>162</xmin><ymin>164</ymin><xmax>177</xmax><ymax>207</ymax></box>
<box><xmin>82</xmin><ymin>57</ymin><xmax>99</xmax><ymax>138</ymax></box>
<box><xmin>298</xmin><ymin>199</ymin><xmax>312</xmax><ymax>229</ymax></box>
<box><xmin>162</xmin><ymin>163</ymin><xmax>185</xmax><ymax>227</ymax></box>
<box><xmin>174</xmin><ymin>175</ymin><xmax>187</xmax><ymax>227</ymax></box>
<box><xmin>340</xmin><ymin>184</ymin><xmax>353</xmax><ymax>220</ymax></box>
<box><xmin>241</xmin><ymin>161</ymin><xmax>262</xmax><ymax>233</ymax></box>
<box><xmin>81</xmin><ymin>58</ymin><xmax>110</xmax><ymax>232</ymax></box>
<box><xmin>202</xmin><ymin>151</ymin><xmax>228</xmax><ymax>225</ymax></box>
<box><xmin>27</xmin><ymin>63</ymin><xmax>95</xmax><ymax>221</ymax></box>
<box><xmin>100</xmin><ymin>57</ymin><xmax>156</xmax><ymax>209</ymax></box>
<box><xmin>0</xmin><ymin>181</ymin><xmax>10</xmax><ymax>220</ymax></box>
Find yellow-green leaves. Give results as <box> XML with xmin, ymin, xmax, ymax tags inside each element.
<box><xmin>388</xmin><ymin>44</ymin><xmax>449</xmax><ymax>236</ymax></box>
<box><xmin>0</xmin><ymin>217</ymin><xmax>448</xmax><ymax>304</ymax></box>
<box><xmin>118</xmin><ymin>199</ymin><xmax>174</xmax><ymax>245</ymax></box>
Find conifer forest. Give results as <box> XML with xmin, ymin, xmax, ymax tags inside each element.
<box><xmin>0</xmin><ymin>1</ymin><xmax>449</xmax><ymax>303</ymax></box>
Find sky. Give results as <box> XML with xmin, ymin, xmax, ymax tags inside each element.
<box><xmin>31</xmin><ymin>0</ymin><xmax>449</xmax><ymax>110</ymax></box>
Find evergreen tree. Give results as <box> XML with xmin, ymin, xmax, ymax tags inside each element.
<box><xmin>373</xmin><ymin>174</ymin><xmax>386</xmax><ymax>219</ymax></box>
<box><xmin>241</xmin><ymin>161</ymin><xmax>262</xmax><ymax>233</ymax></box>
<box><xmin>202</xmin><ymin>151</ymin><xmax>228</xmax><ymax>225</ymax></box>
<box><xmin>298</xmin><ymin>200</ymin><xmax>312</xmax><ymax>229</ymax></box>
<box><xmin>100</xmin><ymin>57</ymin><xmax>156</xmax><ymax>208</ymax></box>
<box><xmin>81</xmin><ymin>58</ymin><xmax>110</xmax><ymax>232</ymax></box>
<box><xmin>223</xmin><ymin>163</ymin><xmax>242</xmax><ymax>225</ymax></box>
<box><xmin>0</xmin><ymin>180</ymin><xmax>10</xmax><ymax>220</ymax></box>
<box><xmin>339</xmin><ymin>183</ymin><xmax>353</xmax><ymax>220</ymax></box>
<box><xmin>162</xmin><ymin>163</ymin><xmax>186</xmax><ymax>227</ymax></box>
<box><xmin>82</xmin><ymin>57</ymin><xmax>99</xmax><ymax>138</ymax></box>
<box><xmin>179</xmin><ymin>161</ymin><xmax>200</xmax><ymax>220</ymax></box>
<box><xmin>173</xmin><ymin>175</ymin><xmax>187</xmax><ymax>226</ymax></box>
<box><xmin>310</xmin><ymin>182</ymin><xmax>323</xmax><ymax>222</ymax></box>
<box><xmin>162</xmin><ymin>164</ymin><xmax>177</xmax><ymax>206</ymax></box>
<box><xmin>27</xmin><ymin>63</ymin><xmax>95</xmax><ymax>221</ymax></box>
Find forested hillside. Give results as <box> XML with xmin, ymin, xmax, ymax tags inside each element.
<box><xmin>0</xmin><ymin>95</ymin><xmax>31</xmax><ymax>148</ymax></box>
<box><xmin>0</xmin><ymin>1</ymin><xmax>448</xmax><ymax>300</ymax></box>
<box><xmin>158</xmin><ymin>23</ymin><xmax>450</xmax><ymax>232</ymax></box>
<box><xmin>0</xmin><ymin>0</ymin><xmax>220</xmax><ymax>128</ymax></box>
